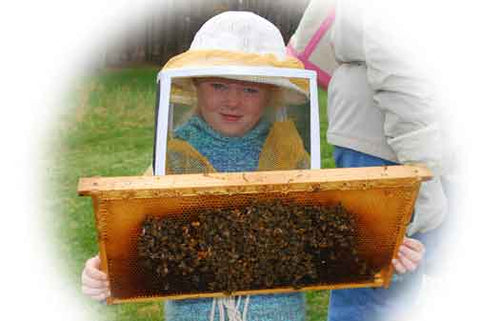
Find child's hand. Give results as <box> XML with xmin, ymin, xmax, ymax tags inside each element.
<box><xmin>391</xmin><ymin>237</ymin><xmax>425</xmax><ymax>274</ymax></box>
<box><xmin>81</xmin><ymin>254</ymin><xmax>111</xmax><ymax>301</ymax></box>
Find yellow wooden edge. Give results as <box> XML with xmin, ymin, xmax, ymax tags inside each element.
<box><xmin>107</xmin><ymin>275</ymin><xmax>385</xmax><ymax>305</ymax></box>
<box><xmin>78</xmin><ymin>165</ymin><xmax>432</xmax><ymax>198</ymax></box>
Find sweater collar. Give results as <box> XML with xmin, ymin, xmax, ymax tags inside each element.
<box><xmin>177</xmin><ymin>115</ymin><xmax>271</xmax><ymax>143</ymax></box>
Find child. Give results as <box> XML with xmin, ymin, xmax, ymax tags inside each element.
<box><xmin>81</xmin><ymin>11</ymin><xmax>424</xmax><ymax>321</ymax></box>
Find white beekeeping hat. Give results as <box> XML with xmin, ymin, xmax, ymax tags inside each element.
<box><xmin>162</xmin><ymin>11</ymin><xmax>309</xmax><ymax>105</ymax></box>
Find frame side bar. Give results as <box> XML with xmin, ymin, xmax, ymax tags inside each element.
<box><xmin>309</xmin><ymin>74</ymin><xmax>321</xmax><ymax>169</ymax></box>
<box><xmin>154</xmin><ymin>74</ymin><xmax>172</xmax><ymax>176</ymax></box>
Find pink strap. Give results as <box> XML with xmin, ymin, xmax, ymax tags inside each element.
<box><xmin>287</xmin><ymin>8</ymin><xmax>336</xmax><ymax>90</ymax></box>
<box><xmin>302</xmin><ymin>59</ymin><xmax>332</xmax><ymax>91</ymax></box>
<box><xmin>302</xmin><ymin>9</ymin><xmax>336</xmax><ymax>60</ymax></box>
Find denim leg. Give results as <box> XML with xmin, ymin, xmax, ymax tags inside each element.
<box><xmin>333</xmin><ymin>146</ymin><xmax>397</xmax><ymax>168</ymax></box>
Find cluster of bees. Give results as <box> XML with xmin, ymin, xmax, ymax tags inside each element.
<box><xmin>138</xmin><ymin>200</ymin><xmax>375</xmax><ymax>295</ymax></box>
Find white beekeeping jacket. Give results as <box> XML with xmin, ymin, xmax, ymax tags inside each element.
<box><xmin>292</xmin><ymin>0</ymin><xmax>448</xmax><ymax>235</ymax></box>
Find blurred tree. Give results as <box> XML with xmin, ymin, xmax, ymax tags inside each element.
<box><xmin>103</xmin><ymin>0</ymin><xmax>309</xmax><ymax>67</ymax></box>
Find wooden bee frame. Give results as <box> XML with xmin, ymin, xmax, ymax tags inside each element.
<box><xmin>78</xmin><ymin>165</ymin><xmax>431</xmax><ymax>304</ymax></box>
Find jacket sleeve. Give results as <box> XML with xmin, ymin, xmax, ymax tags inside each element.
<box><xmin>363</xmin><ymin>4</ymin><xmax>447</xmax><ymax>235</ymax></box>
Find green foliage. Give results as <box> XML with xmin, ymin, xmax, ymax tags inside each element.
<box><xmin>47</xmin><ymin>66</ymin><xmax>334</xmax><ymax>320</ymax></box>
<box><xmin>318</xmin><ymin>90</ymin><xmax>335</xmax><ymax>169</ymax></box>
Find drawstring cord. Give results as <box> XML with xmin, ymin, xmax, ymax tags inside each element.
<box><xmin>209</xmin><ymin>295</ymin><xmax>250</xmax><ymax>321</ymax></box>
<box><xmin>242</xmin><ymin>295</ymin><xmax>250</xmax><ymax>320</ymax></box>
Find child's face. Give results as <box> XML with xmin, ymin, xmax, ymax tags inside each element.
<box><xmin>194</xmin><ymin>78</ymin><xmax>271</xmax><ymax>137</ymax></box>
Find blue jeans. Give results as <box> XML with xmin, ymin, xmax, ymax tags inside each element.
<box><xmin>328</xmin><ymin>147</ymin><xmax>427</xmax><ymax>321</ymax></box>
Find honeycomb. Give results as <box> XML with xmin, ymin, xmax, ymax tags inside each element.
<box><xmin>78</xmin><ymin>166</ymin><xmax>429</xmax><ymax>304</ymax></box>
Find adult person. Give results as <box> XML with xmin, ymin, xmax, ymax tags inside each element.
<box><xmin>288</xmin><ymin>1</ymin><xmax>448</xmax><ymax>320</ymax></box>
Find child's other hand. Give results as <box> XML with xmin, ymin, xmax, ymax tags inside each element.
<box><xmin>81</xmin><ymin>254</ymin><xmax>111</xmax><ymax>301</ymax></box>
<box><xmin>391</xmin><ymin>237</ymin><xmax>425</xmax><ymax>274</ymax></box>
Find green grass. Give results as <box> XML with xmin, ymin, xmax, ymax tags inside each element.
<box><xmin>47</xmin><ymin>66</ymin><xmax>333</xmax><ymax>320</ymax></box>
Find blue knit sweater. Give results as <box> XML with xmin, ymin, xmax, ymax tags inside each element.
<box><xmin>174</xmin><ymin>115</ymin><xmax>270</xmax><ymax>172</ymax></box>
<box><xmin>166</xmin><ymin>115</ymin><xmax>306</xmax><ymax>320</ymax></box>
